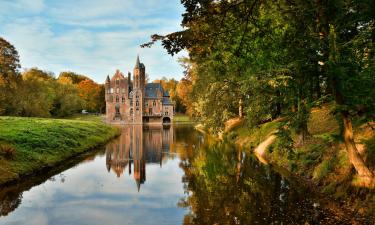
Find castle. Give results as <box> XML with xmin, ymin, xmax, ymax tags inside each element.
<box><xmin>105</xmin><ymin>56</ymin><xmax>174</xmax><ymax>124</ymax></box>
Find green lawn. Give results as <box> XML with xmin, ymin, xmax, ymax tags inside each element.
<box><xmin>173</xmin><ymin>114</ymin><xmax>192</xmax><ymax>123</ymax></box>
<box><xmin>0</xmin><ymin>116</ymin><xmax>119</xmax><ymax>185</ymax></box>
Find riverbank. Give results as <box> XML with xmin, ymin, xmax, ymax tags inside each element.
<box><xmin>173</xmin><ymin>114</ymin><xmax>192</xmax><ymax>123</ymax></box>
<box><xmin>229</xmin><ymin>105</ymin><xmax>375</xmax><ymax>218</ymax></box>
<box><xmin>0</xmin><ymin>116</ymin><xmax>120</xmax><ymax>186</ymax></box>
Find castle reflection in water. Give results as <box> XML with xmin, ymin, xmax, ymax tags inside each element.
<box><xmin>105</xmin><ymin>125</ymin><xmax>174</xmax><ymax>191</ymax></box>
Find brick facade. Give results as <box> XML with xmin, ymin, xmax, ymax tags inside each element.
<box><xmin>105</xmin><ymin>56</ymin><xmax>174</xmax><ymax>124</ymax></box>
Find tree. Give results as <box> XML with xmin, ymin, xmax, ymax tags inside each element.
<box><xmin>77</xmin><ymin>79</ymin><xmax>101</xmax><ymax>112</ymax></box>
<box><xmin>51</xmin><ymin>82</ymin><xmax>82</xmax><ymax>117</ymax></box>
<box><xmin>58</xmin><ymin>71</ymin><xmax>88</xmax><ymax>84</ymax></box>
<box><xmin>144</xmin><ymin>0</ymin><xmax>375</xmax><ymax>177</ymax></box>
<box><xmin>320</xmin><ymin>1</ymin><xmax>375</xmax><ymax>177</ymax></box>
<box><xmin>19</xmin><ymin>68</ymin><xmax>55</xmax><ymax>117</ymax></box>
<box><xmin>0</xmin><ymin>37</ymin><xmax>21</xmax><ymax>115</ymax></box>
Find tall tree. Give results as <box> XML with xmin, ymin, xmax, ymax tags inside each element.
<box><xmin>0</xmin><ymin>37</ymin><xmax>21</xmax><ymax>115</ymax></box>
<box><xmin>77</xmin><ymin>79</ymin><xmax>101</xmax><ymax>112</ymax></box>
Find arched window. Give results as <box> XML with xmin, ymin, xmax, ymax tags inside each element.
<box><xmin>136</xmin><ymin>100</ymin><xmax>139</xmax><ymax>106</ymax></box>
<box><xmin>116</xmin><ymin>96</ymin><xmax>119</xmax><ymax>102</ymax></box>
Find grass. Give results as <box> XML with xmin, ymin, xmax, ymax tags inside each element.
<box><xmin>235</xmin><ymin>120</ymin><xmax>280</xmax><ymax>149</ymax></box>
<box><xmin>0</xmin><ymin>116</ymin><xmax>119</xmax><ymax>185</ymax></box>
<box><xmin>63</xmin><ymin>113</ymin><xmax>104</xmax><ymax>122</ymax></box>
<box><xmin>173</xmin><ymin>114</ymin><xmax>192</xmax><ymax>123</ymax></box>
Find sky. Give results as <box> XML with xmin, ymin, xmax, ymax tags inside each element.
<box><xmin>0</xmin><ymin>0</ymin><xmax>187</xmax><ymax>83</ymax></box>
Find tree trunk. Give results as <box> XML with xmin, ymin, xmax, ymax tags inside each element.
<box><xmin>296</xmin><ymin>94</ymin><xmax>309</xmax><ymax>146</ymax></box>
<box><xmin>238</xmin><ymin>98</ymin><xmax>244</xmax><ymax>118</ymax></box>
<box><xmin>296</xmin><ymin>123</ymin><xmax>309</xmax><ymax>146</ymax></box>
<box><xmin>341</xmin><ymin>111</ymin><xmax>373</xmax><ymax>177</ymax></box>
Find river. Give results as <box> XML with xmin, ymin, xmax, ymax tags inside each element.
<box><xmin>0</xmin><ymin>124</ymin><xmax>373</xmax><ymax>225</ymax></box>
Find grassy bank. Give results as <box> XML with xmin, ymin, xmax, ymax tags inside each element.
<box><xmin>230</xmin><ymin>105</ymin><xmax>375</xmax><ymax>217</ymax></box>
<box><xmin>173</xmin><ymin>114</ymin><xmax>192</xmax><ymax>123</ymax></box>
<box><xmin>0</xmin><ymin>116</ymin><xmax>119</xmax><ymax>185</ymax></box>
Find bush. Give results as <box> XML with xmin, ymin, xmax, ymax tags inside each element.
<box><xmin>0</xmin><ymin>143</ymin><xmax>16</xmax><ymax>159</ymax></box>
<box><xmin>313</xmin><ymin>158</ymin><xmax>333</xmax><ymax>180</ymax></box>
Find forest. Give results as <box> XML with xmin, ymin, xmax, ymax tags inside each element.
<box><xmin>0</xmin><ymin>37</ymin><xmax>105</xmax><ymax>117</ymax></box>
<box><xmin>143</xmin><ymin>0</ymin><xmax>375</xmax><ymax>180</ymax></box>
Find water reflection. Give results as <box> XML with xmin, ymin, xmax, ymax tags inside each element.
<box><xmin>105</xmin><ymin>125</ymin><xmax>174</xmax><ymax>191</ymax></box>
<box><xmin>0</xmin><ymin>124</ymin><xmax>373</xmax><ymax>225</ymax></box>
<box><xmin>178</xmin><ymin>141</ymin><xmax>374</xmax><ymax>225</ymax></box>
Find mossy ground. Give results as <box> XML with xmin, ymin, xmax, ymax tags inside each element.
<box><xmin>0</xmin><ymin>116</ymin><xmax>119</xmax><ymax>185</ymax></box>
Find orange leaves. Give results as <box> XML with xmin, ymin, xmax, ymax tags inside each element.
<box><xmin>77</xmin><ymin>79</ymin><xmax>101</xmax><ymax>111</ymax></box>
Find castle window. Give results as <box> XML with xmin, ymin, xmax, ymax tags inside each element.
<box><xmin>165</xmin><ymin>111</ymin><xmax>168</xmax><ymax>116</ymax></box>
<box><xmin>110</xmin><ymin>88</ymin><xmax>114</xmax><ymax>93</ymax></box>
<box><xmin>153</xmin><ymin>100</ymin><xmax>156</xmax><ymax>107</ymax></box>
<box><xmin>116</xmin><ymin>79</ymin><xmax>120</xmax><ymax>85</ymax></box>
<box><xmin>109</xmin><ymin>95</ymin><xmax>113</xmax><ymax>102</ymax></box>
<box><xmin>136</xmin><ymin>107</ymin><xmax>139</xmax><ymax>111</ymax></box>
<box><xmin>136</xmin><ymin>94</ymin><xmax>139</xmax><ymax>99</ymax></box>
<box><xmin>136</xmin><ymin>100</ymin><xmax>139</xmax><ymax>106</ymax></box>
<box><xmin>130</xmin><ymin>108</ymin><xmax>133</xmax><ymax>115</ymax></box>
<box><xmin>116</xmin><ymin>88</ymin><xmax>119</xmax><ymax>93</ymax></box>
<box><xmin>122</xmin><ymin>96</ymin><xmax>125</xmax><ymax>103</ymax></box>
<box><xmin>116</xmin><ymin>96</ymin><xmax>119</xmax><ymax>103</ymax></box>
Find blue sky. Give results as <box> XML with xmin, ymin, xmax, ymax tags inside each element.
<box><xmin>0</xmin><ymin>0</ymin><xmax>187</xmax><ymax>83</ymax></box>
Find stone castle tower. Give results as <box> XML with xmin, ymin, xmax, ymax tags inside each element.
<box><xmin>132</xmin><ymin>55</ymin><xmax>145</xmax><ymax>123</ymax></box>
<box><xmin>105</xmin><ymin>56</ymin><xmax>174</xmax><ymax>124</ymax></box>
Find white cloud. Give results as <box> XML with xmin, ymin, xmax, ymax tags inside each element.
<box><xmin>0</xmin><ymin>0</ymin><xmax>45</xmax><ymax>15</ymax></box>
<box><xmin>0</xmin><ymin>0</ymin><xmax>187</xmax><ymax>83</ymax></box>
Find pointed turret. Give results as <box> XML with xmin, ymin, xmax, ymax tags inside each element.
<box><xmin>134</xmin><ymin>55</ymin><xmax>140</xmax><ymax>69</ymax></box>
<box><xmin>136</xmin><ymin>179</ymin><xmax>141</xmax><ymax>192</ymax></box>
<box><xmin>106</xmin><ymin>75</ymin><xmax>110</xmax><ymax>83</ymax></box>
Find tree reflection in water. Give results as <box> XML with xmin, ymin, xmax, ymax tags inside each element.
<box><xmin>0</xmin><ymin>124</ymin><xmax>373</xmax><ymax>224</ymax></box>
<box><xmin>178</xmin><ymin>138</ymin><xmax>370</xmax><ymax>225</ymax></box>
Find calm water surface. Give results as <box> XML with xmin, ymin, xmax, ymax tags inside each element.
<box><xmin>0</xmin><ymin>124</ymin><xmax>373</xmax><ymax>225</ymax></box>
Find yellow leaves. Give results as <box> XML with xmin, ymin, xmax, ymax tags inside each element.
<box><xmin>77</xmin><ymin>79</ymin><xmax>101</xmax><ymax>111</ymax></box>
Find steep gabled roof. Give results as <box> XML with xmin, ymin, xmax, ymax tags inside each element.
<box><xmin>145</xmin><ymin>83</ymin><xmax>163</xmax><ymax>98</ymax></box>
<box><xmin>111</xmin><ymin>69</ymin><xmax>125</xmax><ymax>80</ymax></box>
<box><xmin>162</xmin><ymin>97</ymin><xmax>173</xmax><ymax>105</ymax></box>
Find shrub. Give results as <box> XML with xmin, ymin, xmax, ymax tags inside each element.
<box><xmin>313</xmin><ymin>158</ymin><xmax>334</xmax><ymax>180</ymax></box>
<box><xmin>0</xmin><ymin>143</ymin><xmax>16</xmax><ymax>159</ymax></box>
